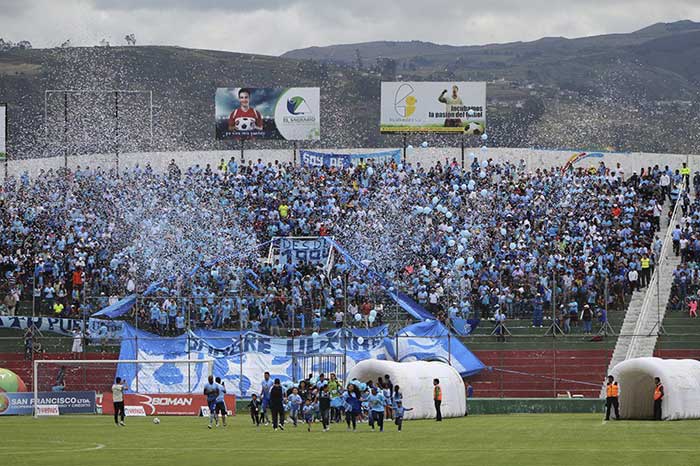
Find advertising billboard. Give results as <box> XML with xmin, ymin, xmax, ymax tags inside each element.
<box><xmin>0</xmin><ymin>104</ymin><xmax>6</xmax><ymax>161</ymax></box>
<box><xmin>380</xmin><ymin>82</ymin><xmax>486</xmax><ymax>134</ymax></box>
<box><xmin>98</xmin><ymin>392</ymin><xmax>236</xmax><ymax>416</ymax></box>
<box><xmin>0</xmin><ymin>391</ymin><xmax>96</xmax><ymax>415</ymax></box>
<box><xmin>215</xmin><ymin>87</ymin><xmax>320</xmax><ymax>140</ymax></box>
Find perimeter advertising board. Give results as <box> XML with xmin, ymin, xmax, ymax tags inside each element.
<box><xmin>98</xmin><ymin>393</ymin><xmax>236</xmax><ymax>416</ymax></box>
<box><xmin>0</xmin><ymin>391</ymin><xmax>96</xmax><ymax>415</ymax></box>
<box><xmin>380</xmin><ymin>82</ymin><xmax>485</xmax><ymax>134</ymax></box>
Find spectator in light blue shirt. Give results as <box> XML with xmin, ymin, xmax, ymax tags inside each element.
<box><xmin>366</xmin><ymin>387</ymin><xmax>386</xmax><ymax>432</ymax></box>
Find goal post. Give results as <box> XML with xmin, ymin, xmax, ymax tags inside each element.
<box><xmin>33</xmin><ymin>359</ymin><xmax>215</xmax><ymax>418</ymax></box>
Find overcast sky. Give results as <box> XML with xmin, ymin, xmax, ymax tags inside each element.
<box><xmin>1</xmin><ymin>0</ymin><xmax>698</xmax><ymax>55</ymax></box>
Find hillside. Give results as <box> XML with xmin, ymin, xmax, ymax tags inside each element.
<box><xmin>283</xmin><ymin>20</ymin><xmax>700</xmax><ymax>100</ymax></box>
<box><xmin>1</xmin><ymin>21</ymin><xmax>700</xmax><ymax>158</ymax></box>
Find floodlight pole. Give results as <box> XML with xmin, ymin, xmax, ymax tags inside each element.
<box><xmin>461</xmin><ymin>135</ymin><xmax>465</xmax><ymax>169</ymax></box>
<box><xmin>240</xmin><ymin>138</ymin><xmax>245</xmax><ymax>164</ymax></box>
<box><xmin>293</xmin><ymin>141</ymin><xmax>298</xmax><ymax>166</ymax></box>
<box><xmin>544</xmin><ymin>270</ymin><xmax>564</xmax><ymax>337</ymax></box>
<box><xmin>3</xmin><ymin>103</ymin><xmax>7</xmax><ymax>181</ymax></box>
<box><xmin>63</xmin><ymin>92</ymin><xmax>68</xmax><ymax>170</ymax></box>
<box><xmin>343</xmin><ymin>270</ymin><xmax>349</xmax><ymax>329</ymax></box>
<box><xmin>402</xmin><ymin>133</ymin><xmax>407</xmax><ymax>165</ymax></box>
<box><xmin>32</xmin><ymin>269</ymin><xmax>36</xmax><ymax>317</ymax></box>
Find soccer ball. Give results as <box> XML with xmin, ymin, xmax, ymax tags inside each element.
<box><xmin>465</xmin><ymin>121</ymin><xmax>483</xmax><ymax>135</ymax></box>
<box><xmin>235</xmin><ymin>117</ymin><xmax>257</xmax><ymax>131</ymax></box>
<box><xmin>153</xmin><ymin>417</ymin><xmax>161</xmax><ymax>424</ymax></box>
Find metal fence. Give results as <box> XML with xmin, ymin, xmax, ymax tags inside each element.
<box><xmin>3</xmin><ymin>329</ymin><xmax>698</xmax><ymax>398</ymax></box>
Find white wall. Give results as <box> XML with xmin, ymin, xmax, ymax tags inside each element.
<box><xmin>6</xmin><ymin>147</ymin><xmax>698</xmax><ymax>178</ymax></box>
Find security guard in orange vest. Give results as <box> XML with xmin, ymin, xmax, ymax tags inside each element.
<box><xmin>653</xmin><ymin>377</ymin><xmax>664</xmax><ymax>420</ymax></box>
<box><xmin>605</xmin><ymin>375</ymin><xmax>620</xmax><ymax>420</ymax></box>
<box><xmin>433</xmin><ymin>378</ymin><xmax>442</xmax><ymax>422</ymax></box>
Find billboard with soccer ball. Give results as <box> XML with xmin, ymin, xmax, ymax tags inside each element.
<box><xmin>215</xmin><ymin>87</ymin><xmax>320</xmax><ymax>140</ymax></box>
<box><xmin>0</xmin><ymin>103</ymin><xmax>6</xmax><ymax>161</ymax></box>
<box><xmin>380</xmin><ymin>82</ymin><xmax>486</xmax><ymax>134</ymax></box>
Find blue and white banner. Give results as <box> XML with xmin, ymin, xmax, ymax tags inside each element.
<box><xmin>87</xmin><ymin>318</ymin><xmax>124</xmax><ymax>342</ymax></box>
<box><xmin>0</xmin><ymin>391</ymin><xmax>96</xmax><ymax>415</ymax></box>
<box><xmin>92</xmin><ymin>294</ymin><xmax>136</xmax><ymax>318</ymax></box>
<box><xmin>300</xmin><ymin>149</ymin><xmax>401</xmax><ymax>168</ymax></box>
<box><xmin>385</xmin><ymin>320</ymin><xmax>485</xmax><ymax>377</ymax></box>
<box><xmin>0</xmin><ymin>316</ymin><xmax>81</xmax><ymax>336</ymax></box>
<box><xmin>278</xmin><ymin>237</ymin><xmax>331</xmax><ymax>266</ymax></box>
<box><xmin>116</xmin><ymin>321</ymin><xmax>483</xmax><ymax>397</ymax></box>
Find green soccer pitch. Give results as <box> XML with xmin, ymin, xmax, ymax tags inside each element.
<box><xmin>3</xmin><ymin>414</ymin><xmax>699</xmax><ymax>466</ymax></box>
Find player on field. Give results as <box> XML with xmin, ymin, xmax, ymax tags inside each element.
<box><xmin>249</xmin><ymin>394</ymin><xmax>262</xmax><ymax>427</ymax></box>
<box><xmin>394</xmin><ymin>400</ymin><xmax>413</xmax><ymax>432</ymax></box>
<box><xmin>260</xmin><ymin>371</ymin><xmax>273</xmax><ymax>425</ymax></box>
<box><xmin>214</xmin><ymin>376</ymin><xmax>228</xmax><ymax>427</ymax></box>
<box><xmin>204</xmin><ymin>375</ymin><xmax>219</xmax><ymax>429</ymax></box>
<box><xmin>112</xmin><ymin>377</ymin><xmax>128</xmax><ymax>426</ymax></box>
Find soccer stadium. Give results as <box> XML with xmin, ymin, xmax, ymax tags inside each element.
<box><xmin>2</xmin><ymin>5</ymin><xmax>700</xmax><ymax>466</ymax></box>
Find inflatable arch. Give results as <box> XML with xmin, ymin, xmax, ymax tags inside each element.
<box><xmin>347</xmin><ymin>360</ymin><xmax>466</xmax><ymax>420</ymax></box>
<box><xmin>612</xmin><ymin>357</ymin><xmax>700</xmax><ymax>421</ymax></box>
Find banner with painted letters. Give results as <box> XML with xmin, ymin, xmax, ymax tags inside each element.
<box><xmin>116</xmin><ymin>324</ymin><xmax>390</xmax><ymax>397</ymax></box>
<box><xmin>0</xmin><ymin>316</ymin><xmax>81</xmax><ymax>336</ymax></box>
<box><xmin>0</xmin><ymin>316</ymin><xmax>123</xmax><ymax>342</ymax></box>
<box><xmin>299</xmin><ymin>149</ymin><xmax>401</xmax><ymax>168</ymax></box>
<box><xmin>278</xmin><ymin>237</ymin><xmax>331</xmax><ymax>266</ymax></box>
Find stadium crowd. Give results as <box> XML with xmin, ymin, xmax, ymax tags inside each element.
<box><xmin>0</xmin><ymin>155</ymin><xmax>687</xmax><ymax>336</ymax></box>
<box><xmin>667</xmin><ymin>184</ymin><xmax>700</xmax><ymax>317</ymax></box>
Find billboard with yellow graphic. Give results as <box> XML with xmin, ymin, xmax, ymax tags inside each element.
<box><xmin>380</xmin><ymin>82</ymin><xmax>486</xmax><ymax>134</ymax></box>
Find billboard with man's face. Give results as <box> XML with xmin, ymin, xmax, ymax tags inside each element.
<box><xmin>215</xmin><ymin>88</ymin><xmax>320</xmax><ymax>140</ymax></box>
<box><xmin>380</xmin><ymin>82</ymin><xmax>486</xmax><ymax>134</ymax></box>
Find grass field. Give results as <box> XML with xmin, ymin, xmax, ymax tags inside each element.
<box><xmin>3</xmin><ymin>414</ymin><xmax>700</xmax><ymax>466</ymax></box>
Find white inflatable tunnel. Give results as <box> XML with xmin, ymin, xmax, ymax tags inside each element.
<box><xmin>347</xmin><ymin>360</ymin><xmax>466</xmax><ymax>419</ymax></box>
<box><xmin>612</xmin><ymin>357</ymin><xmax>700</xmax><ymax>421</ymax></box>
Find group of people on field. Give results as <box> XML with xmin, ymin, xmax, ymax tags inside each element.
<box><xmin>245</xmin><ymin>371</ymin><xmax>449</xmax><ymax>432</ymax></box>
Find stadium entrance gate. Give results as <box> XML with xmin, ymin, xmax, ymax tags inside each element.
<box><xmin>291</xmin><ymin>353</ymin><xmax>346</xmax><ymax>382</ymax></box>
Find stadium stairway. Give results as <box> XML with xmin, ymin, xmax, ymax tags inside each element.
<box><xmin>605</xmin><ymin>200</ymin><xmax>682</xmax><ymax>381</ymax></box>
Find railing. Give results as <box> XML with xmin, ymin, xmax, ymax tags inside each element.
<box><xmin>624</xmin><ymin>191</ymin><xmax>684</xmax><ymax>360</ymax></box>
<box><xmin>3</xmin><ymin>326</ymin><xmax>699</xmax><ymax>398</ymax></box>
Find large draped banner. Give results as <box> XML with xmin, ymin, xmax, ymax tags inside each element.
<box><xmin>116</xmin><ymin>322</ymin><xmax>484</xmax><ymax>397</ymax></box>
<box><xmin>385</xmin><ymin>320</ymin><xmax>485</xmax><ymax>377</ymax></box>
